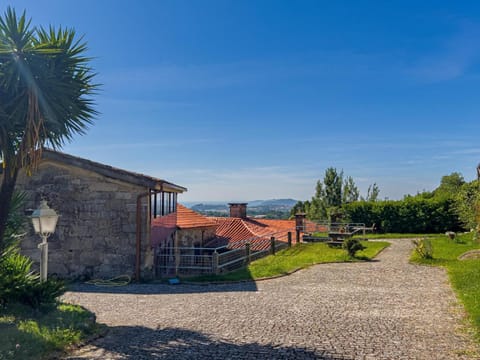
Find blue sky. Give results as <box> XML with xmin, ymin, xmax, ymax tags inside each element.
<box><xmin>9</xmin><ymin>1</ymin><xmax>480</xmax><ymax>202</ymax></box>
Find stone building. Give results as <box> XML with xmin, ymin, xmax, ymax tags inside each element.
<box><xmin>15</xmin><ymin>149</ymin><xmax>186</xmax><ymax>280</ymax></box>
<box><xmin>152</xmin><ymin>203</ymin><xmax>299</xmax><ymax>276</ymax></box>
<box><xmin>151</xmin><ymin>204</ymin><xmax>217</xmax><ymax>249</ymax></box>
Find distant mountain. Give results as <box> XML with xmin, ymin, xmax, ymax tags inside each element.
<box><xmin>186</xmin><ymin>199</ymin><xmax>298</xmax><ymax>209</ymax></box>
<box><xmin>185</xmin><ymin>199</ymin><xmax>299</xmax><ymax>219</ymax></box>
<box><xmin>249</xmin><ymin>199</ymin><xmax>298</xmax><ymax>207</ymax></box>
<box><xmin>190</xmin><ymin>203</ymin><xmax>228</xmax><ymax>212</ymax></box>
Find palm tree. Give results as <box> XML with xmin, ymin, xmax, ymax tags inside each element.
<box><xmin>0</xmin><ymin>7</ymin><xmax>98</xmax><ymax>249</ymax></box>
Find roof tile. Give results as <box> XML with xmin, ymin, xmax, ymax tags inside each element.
<box><xmin>151</xmin><ymin>204</ymin><xmax>217</xmax><ymax>229</ymax></box>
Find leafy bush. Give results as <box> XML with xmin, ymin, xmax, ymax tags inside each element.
<box><xmin>412</xmin><ymin>238</ymin><xmax>433</xmax><ymax>259</ymax></box>
<box><xmin>342</xmin><ymin>238</ymin><xmax>366</xmax><ymax>257</ymax></box>
<box><xmin>344</xmin><ymin>198</ymin><xmax>461</xmax><ymax>233</ymax></box>
<box><xmin>18</xmin><ymin>277</ymin><xmax>66</xmax><ymax>309</ymax></box>
<box><xmin>2</xmin><ymin>192</ymin><xmax>27</xmax><ymax>249</ymax></box>
<box><xmin>0</xmin><ymin>246</ymin><xmax>38</xmax><ymax>305</ymax></box>
<box><xmin>0</xmin><ymin>245</ymin><xmax>65</xmax><ymax>309</ymax></box>
<box><xmin>453</xmin><ymin>181</ymin><xmax>480</xmax><ymax>231</ymax></box>
<box><xmin>0</xmin><ymin>192</ymin><xmax>65</xmax><ymax>309</ymax></box>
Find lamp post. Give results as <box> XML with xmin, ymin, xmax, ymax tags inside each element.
<box><xmin>31</xmin><ymin>200</ymin><xmax>59</xmax><ymax>282</ymax></box>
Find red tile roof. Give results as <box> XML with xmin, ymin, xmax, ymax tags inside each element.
<box><xmin>151</xmin><ymin>205</ymin><xmax>303</xmax><ymax>251</ymax></box>
<box><xmin>176</xmin><ymin>204</ymin><xmax>217</xmax><ymax>229</ymax></box>
<box><xmin>205</xmin><ymin>216</ymin><xmax>297</xmax><ymax>251</ymax></box>
<box><xmin>151</xmin><ymin>204</ymin><xmax>217</xmax><ymax>230</ymax></box>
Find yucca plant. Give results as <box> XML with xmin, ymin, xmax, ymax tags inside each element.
<box><xmin>412</xmin><ymin>238</ymin><xmax>433</xmax><ymax>259</ymax></box>
<box><xmin>0</xmin><ymin>245</ymin><xmax>38</xmax><ymax>305</ymax></box>
<box><xmin>3</xmin><ymin>192</ymin><xmax>27</xmax><ymax>248</ymax></box>
<box><xmin>0</xmin><ymin>7</ymin><xmax>98</xmax><ymax>250</ymax></box>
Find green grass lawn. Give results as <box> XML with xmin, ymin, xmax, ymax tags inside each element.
<box><xmin>354</xmin><ymin>233</ymin><xmax>438</xmax><ymax>239</ymax></box>
<box><xmin>187</xmin><ymin>240</ymin><xmax>389</xmax><ymax>282</ymax></box>
<box><xmin>0</xmin><ymin>302</ymin><xmax>102</xmax><ymax>359</ymax></box>
<box><xmin>411</xmin><ymin>232</ymin><xmax>480</xmax><ymax>339</ymax></box>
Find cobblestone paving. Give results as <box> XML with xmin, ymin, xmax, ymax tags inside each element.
<box><xmin>63</xmin><ymin>239</ymin><xmax>479</xmax><ymax>359</ymax></box>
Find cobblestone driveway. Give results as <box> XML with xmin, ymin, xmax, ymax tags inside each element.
<box><xmin>63</xmin><ymin>239</ymin><xmax>478</xmax><ymax>359</ymax></box>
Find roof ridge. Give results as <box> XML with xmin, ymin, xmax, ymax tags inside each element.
<box><xmin>42</xmin><ymin>149</ymin><xmax>186</xmax><ymax>193</ymax></box>
<box><xmin>240</xmin><ymin>218</ymin><xmax>264</xmax><ymax>238</ymax></box>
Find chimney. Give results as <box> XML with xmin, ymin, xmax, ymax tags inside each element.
<box><xmin>228</xmin><ymin>203</ymin><xmax>248</xmax><ymax>218</ymax></box>
<box><xmin>295</xmin><ymin>212</ymin><xmax>306</xmax><ymax>231</ymax></box>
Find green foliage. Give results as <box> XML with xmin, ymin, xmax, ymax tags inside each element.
<box><xmin>3</xmin><ymin>192</ymin><xmax>27</xmax><ymax>249</ymax></box>
<box><xmin>302</xmin><ymin>169</ymin><xmax>476</xmax><ymax>234</ymax></box>
<box><xmin>0</xmin><ymin>302</ymin><xmax>100</xmax><ymax>359</ymax></box>
<box><xmin>453</xmin><ymin>180</ymin><xmax>480</xmax><ymax>231</ymax></box>
<box><xmin>0</xmin><ymin>6</ymin><xmax>98</xmax><ymax>249</ymax></box>
<box><xmin>342</xmin><ymin>238</ymin><xmax>366</xmax><ymax>257</ymax></box>
<box><xmin>289</xmin><ymin>200</ymin><xmax>309</xmax><ymax>218</ymax></box>
<box><xmin>303</xmin><ymin>168</ymin><xmax>379</xmax><ymax>222</ymax></box>
<box><xmin>411</xmin><ymin>233</ymin><xmax>480</xmax><ymax>339</ymax></box>
<box><xmin>323</xmin><ymin>167</ymin><xmax>343</xmax><ymax>208</ymax></box>
<box><xmin>434</xmin><ymin>172</ymin><xmax>465</xmax><ymax>199</ymax></box>
<box><xmin>412</xmin><ymin>238</ymin><xmax>433</xmax><ymax>259</ymax></box>
<box><xmin>0</xmin><ymin>246</ymin><xmax>39</xmax><ymax>306</ymax></box>
<box><xmin>343</xmin><ymin>176</ymin><xmax>360</xmax><ymax>203</ymax></box>
<box><xmin>364</xmin><ymin>183</ymin><xmax>380</xmax><ymax>202</ymax></box>
<box><xmin>354</xmin><ymin>233</ymin><xmax>437</xmax><ymax>239</ymax></box>
<box><xmin>308</xmin><ymin>197</ymin><xmax>327</xmax><ymax>221</ymax></box>
<box><xmin>0</xmin><ymin>245</ymin><xmax>66</xmax><ymax>309</ymax></box>
<box><xmin>188</xmin><ymin>241</ymin><xmax>389</xmax><ymax>282</ymax></box>
<box><xmin>344</xmin><ymin>197</ymin><xmax>460</xmax><ymax>233</ymax></box>
<box><xmin>0</xmin><ymin>191</ymin><xmax>65</xmax><ymax>309</ymax></box>
<box><xmin>18</xmin><ymin>278</ymin><xmax>66</xmax><ymax>309</ymax></box>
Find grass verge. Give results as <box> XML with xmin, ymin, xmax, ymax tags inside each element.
<box><xmin>354</xmin><ymin>233</ymin><xmax>438</xmax><ymax>239</ymax></box>
<box><xmin>0</xmin><ymin>302</ymin><xmax>101</xmax><ymax>359</ymax></box>
<box><xmin>187</xmin><ymin>240</ymin><xmax>389</xmax><ymax>282</ymax></box>
<box><xmin>410</xmin><ymin>232</ymin><xmax>480</xmax><ymax>339</ymax></box>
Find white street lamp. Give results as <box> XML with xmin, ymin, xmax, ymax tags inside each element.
<box><xmin>31</xmin><ymin>200</ymin><xmax>59</xmax><ymax>282</ymax></box>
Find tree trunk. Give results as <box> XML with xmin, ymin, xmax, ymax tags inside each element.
<box><xmin>0</xmin><ymin>166</ymin><xmax>19</xmax><ymax>252</ymax></box>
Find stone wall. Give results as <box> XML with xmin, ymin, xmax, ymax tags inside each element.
<box><xmin>15</xmin><ymin>160</ymin><xmax>153</xmax><ymax>280</ymax></box>
<box><xmin>175</xmin><ymin>227</ymin><xmax>217</xmax><ymax>248</ymax></box>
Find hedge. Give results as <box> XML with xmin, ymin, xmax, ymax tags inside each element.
<box><xmin>343</xmin><ymin>198</ymin><xmax>461</xmax><ymax>233</ymax></box>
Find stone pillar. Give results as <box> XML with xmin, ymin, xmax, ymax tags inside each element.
<box><xmin>295</xmin><ymin>213</ymin><xmax>306</xmax><ymax>232</ymax></box>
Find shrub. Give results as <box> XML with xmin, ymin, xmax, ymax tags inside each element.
<box><xmin>344</xmin><ymin>198</ymin><xmax>462</xmax><ymax>233</ymax></box>
<box><xmin>445</xmin><ymin>231</ymin><xmax>456</xmax><ymax>241</ymax></box>
<box><xmin>0</xmin><ymin>245</ymin><xmax>65</xmax><ymax>309</ymax></box>
<box><xmin>412</xmin><ymin>238</ymin><xmax>433</xmax><ymax>259</ymax></box>
<box><xmin>343</xmin><ymin>238</ymin><xmax>366</xmax><ymax>257</ymax></box>
<box><xmin>0</xmin><ymin>246</ymin><xmax>37</xmax><ymax>305</ymax></box>
<box><xmin>0</xmin><ymin>192</ymin><xmax>66</xmax><ymax>309</ymax></box>
<box><xmin>18</xmin><ymin>277</ymin><xmax>66</xmax><ymax>309</ymax></box>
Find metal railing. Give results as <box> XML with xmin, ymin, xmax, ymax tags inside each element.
<box><xmin>302</xmin><ymin>222</ymin><xmax>367</xmax><ymax>235</ymax></box>
<box><xmin>155</xmin><ymin>229</ymin><xmax>296</xmax><ymax>277</ymax></box>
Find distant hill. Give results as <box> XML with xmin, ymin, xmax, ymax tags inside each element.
<box><xmin>187</xmin><ymin>199</ymin><xmax>298</xmax><ymax>219</ymax></box>
<box><xmin>190</xmin><ymin>203</ymin><xmax>228</xmax><ymax>212</ymax></box>
<box><xmin>248</xmin><ymin>199</ymin><xmax>298</xmax><ymax>207</ymax></box>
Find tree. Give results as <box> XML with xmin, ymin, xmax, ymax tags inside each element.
<box><xmin>305</xmin><ymin>168</ymin><xmax>380</xmax><ymax>222</ymax></box>
<box><xmin>0</xmin><ymin>8</ymin><xmax>98</xmax><ymax>249</ymax></box>
<box><xmin>289</xmin><ymin>200</ymin><xmax>309</xmax><ymax>218</ymax></box>
<box><xmin>453</xmin><ymin>180</ymin><xmax>479</xmax><ymax>230</ymax></box>
<box><xmin>365</xmin><ymin>183</ymin><xmax>380</xmax><ymax>202</ymax></box>
<box><xmin>434</xmin><ymin>172</ymin><xmax>465</xmax><ymax>199</ymax></box>
<box><xmin>308</xmin><ymin>167</ymin><xmax>346</xmax><ymax>221</ymax></box>
<box><xmin>343</xmin><ymin>176</ymin><xmax>359</xmax><ymax>204</ymax></box>
<box><xmin>323</xmin><ymin>167</ymin><xmax>343</xmax><ymax>207</ymax></box>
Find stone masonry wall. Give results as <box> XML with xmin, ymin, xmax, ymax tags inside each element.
<box><xmin>15</xmin><ymin>160</ymin><xmax>153</xmax><ymax>280</ymax></box>
<box><xmin>175</xmin><ymin>227</ymin><xmax>217</xmax><ymax>248</ymax></box>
